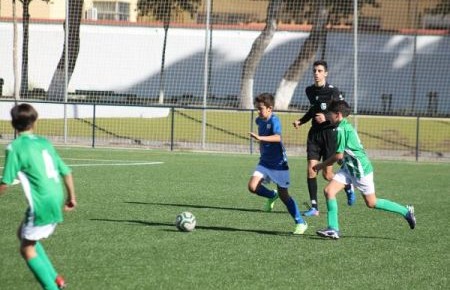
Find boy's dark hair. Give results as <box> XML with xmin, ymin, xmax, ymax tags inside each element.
<box><xmin>329</xmin><ymin>100</ymin><xmax>351</xmax><ymax>117</ymax></box>
<box><xmin>313</xmin><ymin>60</ymin><xmax>328</xmax><ymax>71</ymax></box>
<box><xmin>254</xmin><ymin>93</ymin><xmax>275</xmax><ymax>108</ymax></box>
<box><xmin>11</xmin><ymin>103</ymin><xmax>38</xmax><ymax>131</ymax></box>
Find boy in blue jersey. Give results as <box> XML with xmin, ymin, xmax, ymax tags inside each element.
<box><xmin>313</xmin><ymin>100</ymin><xmax>416</xmax><ymax>239</ymax></box>
<box><xmin>0</xmin><ymin>103</ymin><xmax>77</xmax><ymax>289</ymax></box>
<box><xmin>248</xmin><ymin>93</ymin><xmax>308</xmax><ymax>235</ymax></box>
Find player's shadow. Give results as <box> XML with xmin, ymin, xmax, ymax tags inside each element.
<box><xmin>124</xmin><ymin>201</ymin><xmax>285</xmax><ymax>214</ymax></box>
<box><xmin>90</xmin><ymin>218</ymin><xmax>396</xmax><ymax>240</ymax></box>
<box><xmin>90</xmin><ymin>218</ymin><xmax>295</xmax><ymax>237</ymax></box>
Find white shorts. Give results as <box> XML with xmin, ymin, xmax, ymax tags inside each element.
<box><xmin>253</xmin><ymin>165</ymin><xmax>290</xmax><ymax>188</ymax></box>
<box><xmin>20</xmin><ymin>222</ymin><xmax>57</xmax><ymax>241</ymax></box>
<box><xmin>333</xmin><ymin>168</ymin><xmax>375</xmax><ymax>195</ymax></box>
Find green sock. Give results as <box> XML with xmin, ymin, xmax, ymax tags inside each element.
<box><xmin>26</xmin><ymin>256</ymin><xmax>59</xmax><ymax>290</ymax></box>
<box><xmin>326</xmin><ymin>198</ymin><xmax>339</xmax><ymax>231</ymax></box>
<box><xmin>375</xmin><ymin>198</ymin><xmax>408</xmax><ymax>216</ymax></box>
<box><xmin>36</xmin><ymin>242</ymin><xmax>57</xmax><ymax>280</ymax></box>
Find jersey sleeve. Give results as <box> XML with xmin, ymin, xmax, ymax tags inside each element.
<box><xmin>336</xmin><ymin>127</ymin><xmax>346</xmax><ymax>153</ymax></box>
<box><xmin>332</xmin><ymin>87</ymin><xmax>343</xmax><ymax>101</ymax></box>
<box><xmin>271</xmin><ymin>116</ymin><xmax>282</xmax><ymax>135</ymax></box>
<box><xmin>1</xmin><ymin>144</ymin><xmax>20</xmax><ymax>185</ymax></box>
<box><xmin>299</xmin><ymin>88</ymin><xmax>316</xmax><ymax>124</ymax></box>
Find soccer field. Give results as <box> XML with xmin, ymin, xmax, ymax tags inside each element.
<box><xmin>0</xmin><ymin>147</ymin><xmax>448</xmax><ymax>289</ymax></box>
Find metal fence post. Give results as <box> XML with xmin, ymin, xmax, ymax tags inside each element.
<box><xmin>415</xmin><ymin>115</ymin><xmax>419</xmax><ymax>162</ymax></box>
<box><xmin>170</xmin><ymin>107</ymin><xmax>175</xmax><ymax>151</ymax></box>
<box><xmin>92</xmin><ymin>104</ymin><xmax>96</xmax><ymax>148</ymax></box>
<box><xmin>250</xmin><ymin>109</ymin><xmax>254</xmax><ymax>154</ymax></box>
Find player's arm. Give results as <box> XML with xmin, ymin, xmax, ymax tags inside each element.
<box><xmin>294</xmin><ymin>89</ymin><xmax>316</xmax><ymax>128</ymax></box>
<box><xmin>313</xmin><ymin>152</ymin><xmax>344</xmax><ymax>172</ymax></box>
<box><xmin>332</xmin><ymin>89</ymin><xmax>344</xmax><ymax>101</ymax></box>
<box><xmin>249</xmin><ymin>133</ymin><xmax>281</xmax><ymax>143</ymax></box>
<box><xmin>62</xmin><ymin>173</ymin><xmax>77</xmax><ymax>211</ymax></box>
<box><xmin>1</xmin><ymin>148</ymin><xmax>19</xmax><ymax>196</ymax></box>
<box><xmin>293</xmin><ymin>106</ymin><xmax>315</xmax><ymax>128</ymax></box>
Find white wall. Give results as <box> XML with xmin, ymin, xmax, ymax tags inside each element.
<box><xmin>0</xmin><ymin>22</ymin><xmax>449</xmax><ymax>114</ymax></box>
<box><xmin>0</xmin><ymin>102</ymin><xmax>170</xmax><ymax>120</ymax></box>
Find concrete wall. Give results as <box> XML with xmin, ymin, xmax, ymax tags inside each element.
<box><xmin>0</xmin><ymin>21</ymin><xmax>449</xmax><ymax>115</ymax></box>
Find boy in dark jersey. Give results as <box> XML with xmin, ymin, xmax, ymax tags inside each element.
<box><xmin>0</xmin><ymin>103</ymin><xmax>77</xmax><ymax>289</ymax></box>
<box><xmin>293</xmin><ymin>60</ymin><xmax>355</xmax><ymax>216</ymax></box>
<box><xmin>248</xmin><ymin>93</ymin><xmax>308</xmax><ymax>234</ymax></box>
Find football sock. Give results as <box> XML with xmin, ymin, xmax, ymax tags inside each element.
<box><xmin>255</xmin><ymin>185</ymin><xmax>276</xmax><ymax>199</ymax></box>
<box><xmin>326</xmin><ymin>198</ymin><xmax>339</xmax><ymax>231</ymax></box>
<box><xmin>36</xmin><ymin>242</ymin><xmax>57</xmax><ymax>280</ymax></box>
<box><xmin>282</xmin><ymin>196</ymin><xmax>305</xmax><ymax>224</ymax></box>
<box><xmin>26</xmin><ymin>256</ymin><xmax>59</xmax><ymax>290</ymax></box>
<box><xmin>375</xmin><ymin>198</ymin><xmax>409</xmax><ymax>216</ymax></box>
<box><xmin>307</xmin><ymin>177</ymin><xmax>318</xmax><ymax>209</ymax></box>
<box><xmin>344</xmin><ymin>184</ymin><xmax>352</xmax><ymax>192</ymax></box>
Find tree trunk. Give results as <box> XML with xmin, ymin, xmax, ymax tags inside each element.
<box><xmin>13</xmin><ymin>0</ymin><xmax>20</xmax><ymax>100</ymax></box>
<box><xmin>47</xmin><ymin>0</ymin><xmax>84</xmax><ymax>101</ymax></box>
<box><xmin>274</xmin><ymin>0</ymin><xmax>329</xmax><ymax>110</ymax></box>
<box><xmin>20</xmin><ymin>0</ymin><xmax>31</xmax><ymax>97</ymax></box>
<box><xmin>239</xmin><ymin>0</ymin><xmax>282</xmax><ymax>109</ymax></box>
<box><xmin>159</xmin><ymin>6</ymin><xmax>171</xmax><ymax>105</ymax></box>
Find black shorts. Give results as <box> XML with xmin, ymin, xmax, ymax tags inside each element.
<box><xmin>306</xmin><ymin>128</ymin><xmax>337</xmax><ymax>161</ymax></box>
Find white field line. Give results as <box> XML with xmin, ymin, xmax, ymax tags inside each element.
<box><xmin>69</xmin><ymin>162</ymin><xmax>163</xmax><ymax>167</ymax></box>
<box><xmin>0</xmin><ymin>161</ymin><xmax>164</xmax><ymax>170</ymax></box>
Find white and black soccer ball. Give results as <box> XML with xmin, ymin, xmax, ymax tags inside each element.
<box><xmin>175</xmin><ymin>211</ymin><xmax>196</xmax><ymax>232</ymax></box>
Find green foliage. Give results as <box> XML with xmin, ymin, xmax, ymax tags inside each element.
<box><xmin>426</xmin><ymin>0</ymin><xmax>450</xmax><ymax>14</ymax></box>
<box><xmin>252</xmin><ymin>0</ymin><xmax>379</xmax><ymax>24</ymax></box>
<box><xmin>0</xmin><ymin>148</ymin><xmax>448</xmax><ymax>289</ymax></box>
<box><xmin>137</xmin><ymin>0</ymin><xmax>201</xmax><ymax>21</ymax></box>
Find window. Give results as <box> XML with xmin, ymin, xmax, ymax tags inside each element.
<box><xmin>93</xmin><ymin>1</ymin><xmax>130</xmax><ymax>21</ymax></box>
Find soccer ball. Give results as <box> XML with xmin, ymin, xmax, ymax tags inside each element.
<box><xmin>175</xmin><ymin>211</ymin><xmax>196</xmax><ymax>232</ymax></box>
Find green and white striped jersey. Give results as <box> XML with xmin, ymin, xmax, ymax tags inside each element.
<box><xmin>1</xmin><ymin>132</ymin><xmax>71</xmax><ymax>226</ymax></box>
<box><xmin>336</xmin><ymin>118</ymin><xmax>373</xmax><ymax>178</ymax></box>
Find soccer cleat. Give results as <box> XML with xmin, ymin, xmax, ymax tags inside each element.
<box><xmin>293</xmin><ymin>222</ymin><xmax>308</xmax><ymax>235</ymax></box>
<box><xmin>345</xmin><ymin>184</ymin><xmax>356</xmax><ymax>206</ymax></box>
<box><xmin>55</xmin><ymin>275</ymin><xmax>67</xmax><ymax>289</ymax></box>
<box><xmin>405</xmin><ymin>205</ymin><xmax>416</xmax><ymax>229</ymax></box>
<box><xmin>263</xmin><ymin>190</ymin><xmax>278</xmax><ymax>212</ymax></box>
<box><xmin>316</xmin><ymin>228</ymin><xmax>340</xmax><ymax>239</ymax></box>
<box><xmin>302</xmin><ymin>207</ymin><xmax>319</xmax><ymax>217</ymax></box>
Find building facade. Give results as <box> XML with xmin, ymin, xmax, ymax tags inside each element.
<box><xmin>0</xmin><ymin>0</ymin><xmax>446</xmax><ymax>30</ymax></box>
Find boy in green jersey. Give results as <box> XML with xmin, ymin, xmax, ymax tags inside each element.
<box><xmin>313</xmin><ymin>100</ymin><xmax>416</xmax><ymax>239</ymax></box>
<box><xmin>0</xmin><ymin>103</ymin><xmax>77</xmax><ymax>289</ymax></box>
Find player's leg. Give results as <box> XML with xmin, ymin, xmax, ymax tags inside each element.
<box><xmin>304</xmin><ymin>131</ymin><xmax>320</xmax><ymax>216</ymax></box>
<box><xmin>35</xmin><ymin>242</ymin><xmax>66</xmax><ymax>288</ymax></box>
<box><xmin>277</xmin><ymin>187</ymin><xmax>307</xmax><ymax>234</ymax></box>
<box><xmin>359</xmin><ymin>174</ymin><xmax>415</xmax><ymax>229</ymax></box>
<box><xmin>323</xmin><ymin>127</ymin><xmax>356</xmax><ymax>206</ymax></box>
<box><xmin>21</xmin><ymin>239</ymin><xmax>59</xmax><ymax>290</ymax></box>
<box><xmin>248</xmin><ymin>166</ymin><xmax>278</xmax><ymax>211</ymax></box>
<box><xmin>304</xmin><ymin>159</ymin><xmax>321</xmax><ymax>216</ymax></box>
<box><xmin>316</xmin><ymin>171</ymin><xmax>346</xmax><ymax>239</ymax></box>
<box><xmin>19</xmin><ymin>222</ymin><xmax>62</xmax><ymax>289</ymax></box>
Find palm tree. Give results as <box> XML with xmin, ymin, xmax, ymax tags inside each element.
<box><xmin>12</xmin><ymin>0</ymin><xmax>20</xmax><ymax>100</ymax></box>
<box><xmin>19</xmin><ymin>0</ymin><xmax>32</xmax><ymax>98</ymax></box>
<box><xmin>274</xmin><ymin>0</ymin><xmax>378</xmax><ymax>109</ymax></box>
<box><xmin>239</xmin><ymin>0</ymin><xmax>283</xmax><ymax>109</ymax></box>
<box><xmin>138</xmin><ymin>0</ymin><xmax>200</xmax><ymax>104</ymax></box>
<box><xmin>239</xmin><ymin>0</ymin><xmax>377</xmax><ymax>109</ymax></box>
<box><xmin>47</xmin><ymin>0</ymin><xmax>84</xmax><ymax>101</ymax></box>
